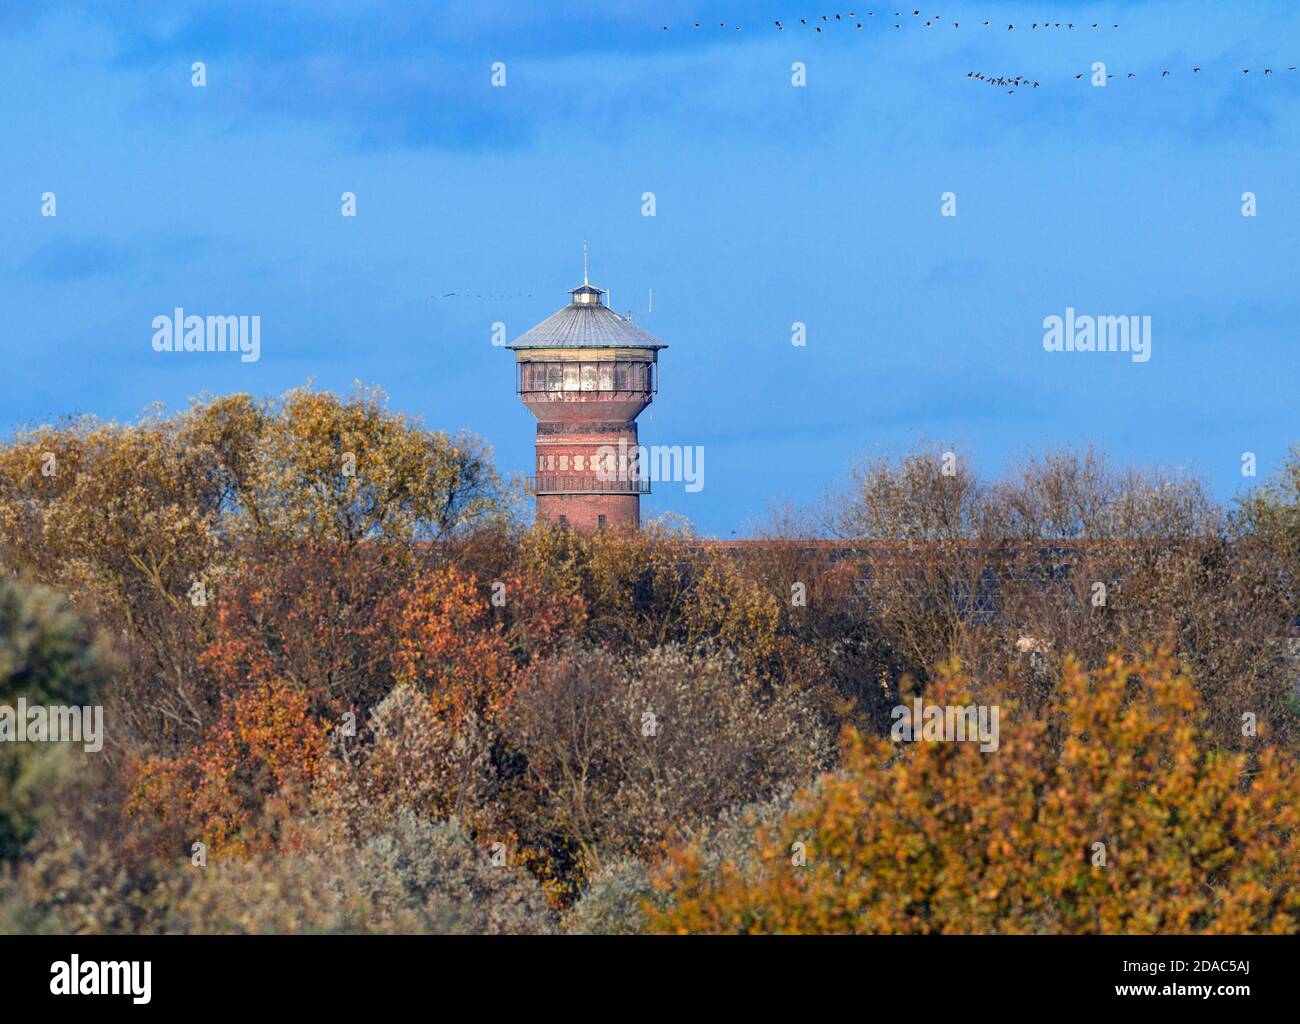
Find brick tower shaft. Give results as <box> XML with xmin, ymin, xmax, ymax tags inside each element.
<box><xmin>533</xmin><ymin>420</ymin><xmax>642</xmax><ymax>530</ymax></box>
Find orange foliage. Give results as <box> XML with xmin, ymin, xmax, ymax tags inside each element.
<box><xmin>128</xmin><ymin>563</ymin><xmax>581</xmax><ymax>863</ymax></box>
<box><xmin>126</xmin><ymin>678</ymin><xmax>330</xmax><ymax>859</ymax></box>
<box><xmin>649</xmin><ymin>649</ymin><xmax>1300</xmax><ymax>934</ymax></box>
<box><xmin>199</xmin><ymin>541</ymin><xmax>407</xmax><ymax>717</ymax></box>
<box><xmin>392</xmin><ymin>567</ymin><xmax>584</xmax><ymax>725</ymax></box>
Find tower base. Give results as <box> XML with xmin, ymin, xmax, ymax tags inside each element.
<box><xmin>536</xmin><ymin>493</ymin><xmax>639</xmax><ymax>531</ymax></box>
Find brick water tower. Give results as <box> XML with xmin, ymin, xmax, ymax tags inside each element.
<box><xmin>507</xmin><ymin>251</ymin><xmax>666</xmax><ymax>530</ymax></box>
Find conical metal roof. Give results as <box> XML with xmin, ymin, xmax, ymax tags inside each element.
<box><xmin>507</xmin><ymin>285</ymin><xmax>667</xmax><ymax>350</ymax></box>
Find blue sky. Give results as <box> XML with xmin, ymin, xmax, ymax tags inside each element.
<box><xmin>2</xmin><ymin>1</ymin><xmax>1298</xmax><ymax>536</ymax></box>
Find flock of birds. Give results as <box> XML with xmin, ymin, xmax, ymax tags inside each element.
<box><xmin>660</xmin><ymin>12</ymin><xmax>1299</xmax><ymax>95</ymax></box>
<box><xmin>968</xmin><ymin>73</ymin><xmax>1040</xmax><ymax>93</ymax></box>
<box><xmin>1071</xmin><ymin>67</ymin><xmax>1300</xmax><ymax>79</ymax></box>
<box><xmin>970</xmin><ymin>64</ymin><xmax>1300</xmax><ymax>94</ymax></box>
<box><xmin>438</xmin><ymin>292</ymin><xmax>535</xmax><ymax>299</ymax></box>
<box><xmin>662</xmin><ymin>13</ymin><xmax>1122</xmax><ymax>32</ymax></box>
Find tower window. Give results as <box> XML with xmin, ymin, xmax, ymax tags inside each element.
<box><xmin>558</xmin><ymin>515</ymin><xmax>568</xmax><ymax>529</ymax></box>
<box><xmin>598</xmin><ymin>514</ymin><xmax>607</xmax><ymax>530</ymax></box>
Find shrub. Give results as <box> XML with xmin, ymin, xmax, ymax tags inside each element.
<box><xmin>508</xmin><ymin>645</ymin><xmax>833</xmax><ymax>883</ymax></box>
<box><xmin>163</xmin><ymin>813</ymin><xmax>553</xmax><ymax>934</ymax></box>
<box><xmin>0</xmin><ymin>581</ymin><xmax>113</xmax><ymax>863</ymax></box>
<box><xmin>649</xmin><ymin>650</ymin><xmax>1300</xmax><ymax>934</ymax></box>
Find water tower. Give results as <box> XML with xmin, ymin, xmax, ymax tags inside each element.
<box><xmin>507</xmin><ymin>250</ymin><xmax>666</xmax><ymax>530</ymax></box>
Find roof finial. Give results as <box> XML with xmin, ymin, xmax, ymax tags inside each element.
<box><xmin>582</xmin><ymin>239</ymin><xmax>589</xmax><ymax>286</ymax></box>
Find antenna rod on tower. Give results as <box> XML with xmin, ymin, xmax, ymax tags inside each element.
<box><xmin>583</xmin><ymin>240</ymin><xmax>589</xmax><ymax>286</ymax></box>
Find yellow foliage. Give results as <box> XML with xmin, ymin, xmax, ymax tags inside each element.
<box><xmin>649</xmin><ymin>649</ymin><xmax>1300</xmax><ymax>934</ymax></box>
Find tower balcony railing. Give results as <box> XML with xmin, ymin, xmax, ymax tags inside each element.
<box><xmin>520</xmin><ymin>387</ymin><xmax>656</xmax><ymax>402</ymax></box>
<box><xmin>526</xmin><ymin>475</ymin><xmax>651</xmax><ymax>496</ymax></box>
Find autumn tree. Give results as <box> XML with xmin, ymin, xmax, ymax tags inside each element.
<box><xmin>1236</xmin><ymin>442</ymin><xmax>1300</xmax><ymax>625</ymax></box>
<box><xmin>125</xmin><ymin>677</ymin><xmax>330</xmax><ymax>859</ymax></box>
<box><xmin>649</xmin><ymin>650</ymin><xmax>1300</xmax><ymax>934</ymax></box>
<box><xmin>814</xmin><ymin>444</ymin><xmax>1299</xmax><ymax>747</ymax></box>
<box><xmin>201</xmin><ymin>540</ymin><xmax>414</xmax><ymax>723</ymax></box>
<box><xmin>0</xmin><ymin>385</ymin><xmax>509</xmax><ymax>756</ymax></box>
<box><xmin>508</xmin><ymin>645</ymin><xmax>833</xmax><ymax>885</ymax></box>
<box><xmin>234</xmin><ymin>385</ymin><xmax>510</xmax><ymax>547</ymax></box>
